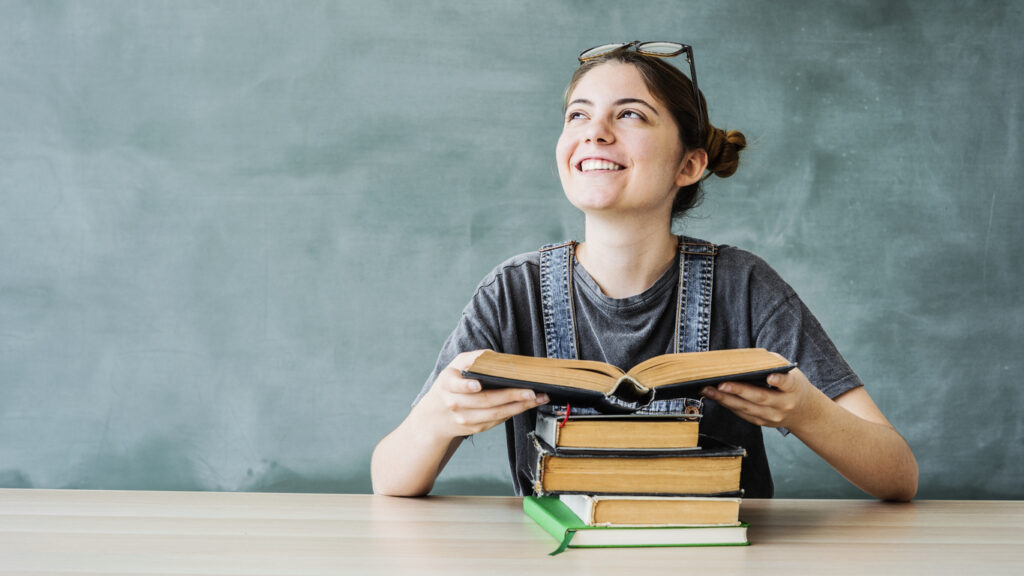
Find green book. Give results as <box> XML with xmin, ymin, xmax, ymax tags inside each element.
<box><xmin>524</xmin><ymin>496</ymin><xmax>749</xmax><ymax>555</ymax></box>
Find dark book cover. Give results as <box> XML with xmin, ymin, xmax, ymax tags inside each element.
<box><xmin>466</xmin><ymin>364</ymin><xmax>795</xmax><ymax>414</ymax></box>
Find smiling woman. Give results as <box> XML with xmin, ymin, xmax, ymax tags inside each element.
<box><xmin>560</xmin><ymin>48</ymin><xmax>746</xmax><ymax>219</ymax></box>
<box><xmin>557</xmin><ymin>63</ymin><xmax>699</xmax><ymax>222</ymax></box>
<box><xmin>371</xmin><ymin>42</ymin><xmax>918</xmax><ymax>502</ymax></box>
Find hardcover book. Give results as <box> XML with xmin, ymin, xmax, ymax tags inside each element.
<box><xmin>558</xmin><ymin>494</ymin><xmax>742</xmax><ymax>527</ymax></box>
<box><xmin>528</xmin><ymin>433</ymin><xmax>745</xmax><ymax>497</ymax></box>
<box><xmin>463</xmin><ymin>348</ymin><xmax>795</xmax><ymax>413</ymax></box>
<box><xmin>524</xmin><ymin>496</ymin><xmax>749</xmax><ymax>555</ymax></box>
<box><xmin>534</xmin><ymin>409</ymin><xmax>700</xmax><ymax>451</ymax></box>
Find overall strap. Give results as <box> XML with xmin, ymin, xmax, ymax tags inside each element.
<box><xmin>539</xmin><ymin>241</ymin><xmax>579</xmax><ymax>360</ymax></box>
<box><xmin>675</xmin><ymin>236</ymin><xmax>718</xmax><ymax>353</ymax></box>
<box><xmin>536</xmin><ymin>237</ymin><xmax>717</xmax><ymax>416</ymax></box>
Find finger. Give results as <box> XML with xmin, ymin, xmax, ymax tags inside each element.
<box><xmin>766</xmin><ymin>367</ymin><xmax>807</xmax><ymax>392</ymax></box>
<box><xmin>464</xmin><ymin>387</ymin><xmax>552</xmax><ymax>409</ymax></box>
<box><xmin>480</xmin><ymin>387</ymin><xmax>549</xmax><ymax>407</ymax></box>
<box><xmin>702</xmin><ymin>386</ymin><xmax>779</xmax><ymax>426</ymax></box>
<box><xmin>437</xmin><ymin>366</ymin><xmax>483</xmax><ymax>394</ymax></box>
<box><xmin>489</xmin><ymin>396</ymin><xmax>548</xmax><ymax>421</ymax></box>
<box><xmin>715</xmin><ymin>381</ymin><xmax>777</xmax><ymax>406</ymax></box>
<box><xmin>445</xmin><ymin>386</ymin><xmax>549</xmax><ymax>411</ymax></box>
<box><xmin>453</xmin><ymin>398</ymin><xmax>547</xmax><ymax>431</ymax></box>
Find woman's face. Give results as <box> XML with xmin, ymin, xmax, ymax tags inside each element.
<box><xmin>556</xmin><ymin>62</ymin><xmax>697</xmax><ymax>220</ymax></box>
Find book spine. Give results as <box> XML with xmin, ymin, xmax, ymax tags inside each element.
<box><xmin>528</xmin><ymin>433</ymin><xmax>549</xmax><ymax>496</ymax></box>
<box><xmin>522</xmin><ymin>497</ymin><xmax>576</xmax><ymax>555</ymax></box>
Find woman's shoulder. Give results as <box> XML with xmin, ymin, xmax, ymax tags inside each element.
<box><xmin>713</xmin><ymin>243</ymin><xmax>798</xmax><ymax>298</ymax></box>
<box><xmin>473</xmin><ymin>250</ymin><xmax>542</xmax><ymax>294</ymax></box>
<box><xmin>715</xmin><ymin>242</ymin><xmax>769</xmax><ymax>266</ymax></box>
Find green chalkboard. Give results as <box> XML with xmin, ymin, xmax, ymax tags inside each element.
<box><xmin>1</xmin><ymin>0</ymin><xmax>1022</xmax><ymax>498</ymax></box>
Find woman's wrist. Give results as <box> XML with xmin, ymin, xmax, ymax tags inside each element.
<box><xmin>409</xmin><ymin>393</ymin><xmax>463</xmax><ymax>447</ymax></box>
<box><xmin>783</xmin><ymin>384</ymin><xmax>833</xmax><ymax>437</ymax></box>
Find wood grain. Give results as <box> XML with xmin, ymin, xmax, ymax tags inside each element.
<box><xmin>1</xmin><ymin>490</ymin><xmax>1021</xmax><ymax>575</ymax></box>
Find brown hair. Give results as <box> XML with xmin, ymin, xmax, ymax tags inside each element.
<box><xmin>564</xmin><ymin>49</ymin><xmax>746</xmax><ymax>218</ymax></box>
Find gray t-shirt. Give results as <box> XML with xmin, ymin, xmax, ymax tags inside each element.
<box><xmin>415</xmin><ymin>244</ymin><xmax>863</xmax><ymax>497</ymax></box>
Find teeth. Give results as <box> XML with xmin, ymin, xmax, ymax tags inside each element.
<box><xmin>580</xmin><ymin>159</ymin><xmax>624</xmax><ymax>172</ymax></box>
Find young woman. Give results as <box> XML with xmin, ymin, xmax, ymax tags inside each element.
<box><xmin>371</xmin><ymin>42</ymin><xmax>918</xmax><ymax>501</ymax></box>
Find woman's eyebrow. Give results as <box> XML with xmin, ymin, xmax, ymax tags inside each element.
<box><xmin>615</xmin><ymin>98</ymin><xmax>660</xmax><ymax>115</ymax></box>
<box><xmin>566</xmin><ymin>97</ymin><xmax>660</xmax><ymax>116</ymax></box>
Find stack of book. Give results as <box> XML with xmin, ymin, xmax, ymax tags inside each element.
<box><xmin>463</xmin><ymin>348</ymin><xmax>796</xmax><ymax>554</ymax></box>
<box><xmin>523</xmin><ymin>409</ymin><xmax>748</xmax><ymax>553</ymax></box>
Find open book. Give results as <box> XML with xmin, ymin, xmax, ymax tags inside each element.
<box><xmin>463</xmin><ymin>348</ymin><xmax>796</xmax><ymax>413</ymax></box>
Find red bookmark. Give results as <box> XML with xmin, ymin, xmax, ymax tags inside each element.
<box><xmin>558</xmin><ymin>404</ymin><xmax>571</xmax><ymax>429</ymax></box>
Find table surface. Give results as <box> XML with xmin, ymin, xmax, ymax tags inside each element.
<box><xmin>1</xmin><ymin>489</ymin><xmax>1022</xmax><ymax>575</ymax></box>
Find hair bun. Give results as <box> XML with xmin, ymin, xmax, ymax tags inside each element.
<box><xmin>705</xmin><ymin>126</ymin><xmax>746</xmax><ymax>178</ymax></box>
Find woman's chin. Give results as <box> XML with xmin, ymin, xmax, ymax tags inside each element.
<box><xmin>564</xmin><ymin>190</ymin><xmax>623</xmax><ymax>213</ymax></box>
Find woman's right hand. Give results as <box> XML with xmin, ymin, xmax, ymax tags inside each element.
<box><xmin>420</xmin><ymin>350</ymin><xmax>549</xmax><ymax>439</ymax></box>
<box><xmin>372</xmin><ymin>349</ymin><xmax>549</xmax><ymax>496</ymax></box>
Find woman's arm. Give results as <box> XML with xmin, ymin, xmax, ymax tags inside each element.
<box><xmin>371</xmin><ymin>350</ymin><xmax>549</xmax><ymax>497</ymax></box>
<box><xmin>702</xmin><ymin>369</ymin><xmax>918</xmax><ymax>501</ymax></box>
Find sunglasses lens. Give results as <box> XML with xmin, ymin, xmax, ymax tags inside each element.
<box><xmin>637</xmin><ymin>42</ymin><xmax>685</xmax><ymax>56</ymax></box>
<box><xmin>579</xmin><ymin>43</ymin><xmax>628</xmax><ymax>61</ymax></box>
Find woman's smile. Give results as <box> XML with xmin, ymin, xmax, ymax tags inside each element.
<box><xmin>577</xmin><ymin>157</ymin><xmax>626</xmax><ymax>172</ymax></box>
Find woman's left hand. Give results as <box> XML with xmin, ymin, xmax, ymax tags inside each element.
<box><xmin>703</xmin><ymin>367</ymin><xmax>918</xmax><ymax>501</ymax></box>
<box><xmin>701</xmin><ymin>367</ymin><xmax>827</xmax><ymax>432</ymax></box>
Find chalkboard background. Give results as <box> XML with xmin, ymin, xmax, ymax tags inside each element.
<box><xmin>2</xmin><ymin>0</ymin><xmax>1021</xmax><ymax>498</ymax></box>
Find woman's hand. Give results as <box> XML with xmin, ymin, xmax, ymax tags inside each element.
<box><xmin>372</xmin><ymin>349</ymin><xmax>548</xmax><ymax>497</ymax></box>
<box><xmin>704</xmin><ymin>366</ymin><xmax>918</xmax><ymax>501</ymax></box>
<box><xmin>421</xmin><ymin>350</ymin><xmax>550</xmax><ymax>439</ymax></box>
<box><xmin>701</xmin><ymin>367</ymin><xmax>826</xmax><ymax>432</ymax></box>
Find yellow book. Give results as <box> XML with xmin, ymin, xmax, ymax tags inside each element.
<box><xmin>535</xmin><ymin>410</ymin><xmax>700</xmax><ymax>451</ymax></box>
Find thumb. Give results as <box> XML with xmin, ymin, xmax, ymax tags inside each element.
<box><xmin>768</xmin><ymin>368</ymin><xmax>802</xmax><ymax>391</ymax></box>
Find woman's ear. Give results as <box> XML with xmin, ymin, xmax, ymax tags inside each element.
<box><xmin>675</xmin><ymin>148</ymin><xmax>708</xmax><ymax>187</ymax></box>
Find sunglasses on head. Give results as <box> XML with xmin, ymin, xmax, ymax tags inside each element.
<box><xmin>577</xmin><ymin>41</ymin><xmax>705</xmax><ymax>141</ymax></box>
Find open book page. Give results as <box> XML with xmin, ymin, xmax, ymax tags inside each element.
<box><xmin>627</xmin><ymin>349</ymin><xmax>792</xmax><ymax>388</ymax></box>
<box><xmin>467</xmin><ymin>350</ymin><xmax>624</xmax><ymax>393</ymax></box>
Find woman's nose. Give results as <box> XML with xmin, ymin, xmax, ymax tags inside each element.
<box><xmin>584</xmin><ymin>117</ymin><xmax>614</xmax><ymax>144</ymax></box>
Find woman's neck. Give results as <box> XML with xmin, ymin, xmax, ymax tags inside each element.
<box><xmin>576</xmin><ymin>215</ymin><xmax>678</xmax><ymax>299</ymax></box>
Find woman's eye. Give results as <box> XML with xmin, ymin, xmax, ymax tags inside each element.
<box><xmin>620</xmin><ymin>110</ymin><xmax>644</xmax><ymax>120</ymax></box>
<box><xmin>566</xmin><ymin>111</ymin><xmax>586</xmax><ymax>122</ymax></box>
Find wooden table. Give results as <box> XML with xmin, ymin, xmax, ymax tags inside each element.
<box><xmin>1</xmin><ymin>489</ymin><xmax>1021</xmax><ymax>574</ymax></box>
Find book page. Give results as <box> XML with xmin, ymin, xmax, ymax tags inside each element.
<box><xmin>468</xmin><ymin>351</ymin><xmax>626</xmax><ymax>392</ymax></box>
<box><xmin>627</xmin><ymin>349</ymin><xmax>791</xmax><ymax>387</ymax></box>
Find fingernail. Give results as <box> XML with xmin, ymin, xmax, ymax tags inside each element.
<box><xmin>718</xmin><ymin>383</ymin><xmax>731</xmax><ymax>394</ymax></box>
<box><xmin>536</xmin><ymin>393</ymin><xmax>549</xmax><ymax>404</ymax></box>
<box><xmin>768</xmin><ymin>374</ymin><xmax>780</xmax><ymax>386</ymax></box>
<box><xmin>466</xmin><ymin>380</ymin><xmax>481</xmax><ymax>392</ymax></box>
<box><xmin>522</xmin><ymin>390</ymin><xmax>536</xmax><ymax>401</ymax></box>
<box><xmin>701</xmin><ymin>387</ymin><xmax>714</xmax><ymax>397</ymax></box>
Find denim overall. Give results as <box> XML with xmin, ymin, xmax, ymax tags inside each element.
<box><xmin>538</xmin><ymin>236</ymin><xmax>716</xmax><ymax>415</ymax></box>
<box><xmin>513</xmin><ymin>235</ymin><xmax>772</xmax><ymax>497</ymax></box>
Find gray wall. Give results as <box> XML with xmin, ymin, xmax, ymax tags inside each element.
<box><xmin>2</xmin><ymin>0</ymin><xmax>1021</xmax><ymax>498</ymax></box>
